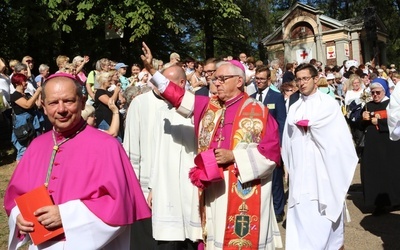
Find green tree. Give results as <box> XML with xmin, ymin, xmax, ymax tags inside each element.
<box><xmin>1</xmin><ymin>0</ymin><xmax>399</xmax><ymax>70</ymax></box>
<box><xmin>38</xmin><ymin>0</ymin><xmax>246</xmax><ymax>60</ymax></box>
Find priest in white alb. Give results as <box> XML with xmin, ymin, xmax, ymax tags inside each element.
<box><xmin>282</xmin><ymin>63</ymin><xmax>358</xmax><ymax>249</ymax></box>
<box><xmin>148</xmin><ymin>65</ymin><xmax>202</xmax><ymax>249</ymax></box>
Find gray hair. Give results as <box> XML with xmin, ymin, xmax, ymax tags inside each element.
<box><xmin>123</xmin><ymin>86</ymin><xmax>141</xmax><ymax>107</ymax></box>
<box><xmin>270</xmin><ymin>59</ymin><xmax>280</xmax><ymax>67</ymax></box>
<box><xmin>140</xmin><ymin>85</ymin><xmax>152</xmax><ymax>94</ymax></box>
<box><xmin>216</xmin><ymin>61</ymin><xmax>245</xmax><ymax>79</ymax></box>
<box><xmin>14</xmin><ymin>62</ymin><xmax>27</xmax><ymax>73</ymax></box>
<box><xmin>38</xmin><ymin>64</ymin><xmax>50</xmax><ymax>73</ymax></box>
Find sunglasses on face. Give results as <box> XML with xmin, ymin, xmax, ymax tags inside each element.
<box><xmin>371</xmin><ymin>91</ymin><xmax>382</xmax><ymax>95</ymax></box>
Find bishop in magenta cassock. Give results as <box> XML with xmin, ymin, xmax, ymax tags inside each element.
<box><xmin>4</xmin><ymin>73</ymin><xmax>150</xmax><ymax>249</ymax></box>
<box><xmin>141</xmin><ymin>42</ymin><xmax>282</xmax><ymax>250</ymax></box>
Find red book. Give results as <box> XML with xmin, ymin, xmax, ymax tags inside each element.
<box><xmin>14</xmin><ymin>185</ymin><xmax>64</xmax><ymax>245</ymax></box>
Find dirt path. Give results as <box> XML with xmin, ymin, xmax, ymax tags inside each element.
<box><xmin>278</xmin><ymin>165</ymin><xmax>400</xmax><ymax>250</ymax></box>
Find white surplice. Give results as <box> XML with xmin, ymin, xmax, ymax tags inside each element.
<box><xmin>387</xmin><ymin>83</ymin><xmax>400</xmax><ymax>141</ymax></box>
<box><xmin>149</xmin><ymin>102</ymin><xmax>202</xmax><ymax>242</ymax></box>
<box><xmin>8</xmin><ymin>200</ymin><xmax>129</xmax><ymax>250</ymax></box>
<box><xmin>282</xmin><ymin>90</ymin><xmax>358</xmax><ymax>249</ymax></box>
<box><xmin>123</xmin><ymin>91</ymin><xmax>166</xmax><ymax>197</ymax></box>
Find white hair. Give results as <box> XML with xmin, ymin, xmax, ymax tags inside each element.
<box><xmin>72</xmin><ymin>56</ymin><xmax>84</xmax><ymax>67</ymax></box>
<box><xmin>38</xmin><ymin>64</ymin><xmax>49</xmax><ymax>72</ymax></box>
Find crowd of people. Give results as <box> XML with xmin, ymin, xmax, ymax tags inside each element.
<box><xmin>1</xmin><ymin>46</ymin><xmax>400</xmax><ymax>250</ymax></box>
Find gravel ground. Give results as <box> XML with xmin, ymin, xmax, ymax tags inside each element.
<box><xmin>278</xmin><ymin>164</ymin><xmax>400</xmax><ymax>250</ymax></box>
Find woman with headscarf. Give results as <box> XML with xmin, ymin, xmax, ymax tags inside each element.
<box><xmin>358</xmin><ymin>78</ymin><xmax>400</xmax><ymax>216</ymax></box>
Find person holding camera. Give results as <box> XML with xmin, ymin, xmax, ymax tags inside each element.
<box><xmin>10</xmin><ymin>73</ymin><xmax>42</xmax><ymax>163</ymax></box>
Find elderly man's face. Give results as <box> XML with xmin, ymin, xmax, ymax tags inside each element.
<box><xmin>43</xmin><ymin>77</ymin><xmax>84</xmax><ymax>133</ymax></box>
<box><xmin>213</xmin><ymin>64</ymin><xmax>243</xmax><ymax>102</ymax></box>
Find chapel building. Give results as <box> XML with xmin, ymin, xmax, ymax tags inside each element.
<box><xmin>261</xmin><ymin>2</ymin><xmax>388</xmax><ymax>67</ymax></box>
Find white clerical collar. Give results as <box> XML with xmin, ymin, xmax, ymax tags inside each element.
<box><xmin>301</xmin><ymin>89</ymin><xmax>319</xmax><ymax>101</ymax></box>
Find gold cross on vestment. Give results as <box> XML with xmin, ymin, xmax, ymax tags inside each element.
<box><xmin>237</xmin><ymin>217</ymin><xmax>248</xmax><ymax>236</ymax></box>
<box><xmin>242</xmin><ymin>102</ymin><xmax>262</xmax><ymax>119</ymax></box>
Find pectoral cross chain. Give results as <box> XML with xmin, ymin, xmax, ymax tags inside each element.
<box><xmin>215</xmin><ymin>135</ymin><xmax>225</xmax><ymax>148</ymax></box>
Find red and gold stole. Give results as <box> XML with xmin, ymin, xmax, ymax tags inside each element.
<box><xmin>223</xmin><ymin>97</ymin><xmax>269</xmax><ymax>249</ymax></box>
<box><xmin>198</xmin><ymin>96</ymin><xmax>226</xmax><ymax>153</ymax></box>
<box><xmin>197</xmin><ymin>94</ymin><xmax>269</xmax><ymax>249</ymax></box>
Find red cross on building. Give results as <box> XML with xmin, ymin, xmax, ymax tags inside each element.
<box><xmin>300</xmin><ymin>50</ymin><xmax>308</xmax><ymax>59</ymax></box>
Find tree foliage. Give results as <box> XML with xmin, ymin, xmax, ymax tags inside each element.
<box><xmin>0</xmin><ymin>0</ymin><xmax>399</xmax><ymax>72</ymax></box>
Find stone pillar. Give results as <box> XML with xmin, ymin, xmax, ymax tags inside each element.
<box><xmin>284</xmin><ymin>40</ymin><xmax>292</xmax><ymax>64</ymax></box>
<box><xmin>315</xmin><ymin>15</ymin><xmax>325</xmax><ymax>63</ymax></box>
<box><xmin>315</xmin><ymin>34</ymin><xmax>325</xmax><ymax>63</ymax></box>
<box><xmin>335</xmin><ymin>39</ymin><xmax>349</xmax><ymax>66</ymax></box>
<box><xmin>351</xmin><ymin>32</ymin><xmax>361</xmax><ymax>62</ymax></box>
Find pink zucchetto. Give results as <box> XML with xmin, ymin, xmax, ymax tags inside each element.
<box><xmin>228</xmin><ymin>60</ymin><xmax>245</xmax><ymax>73</ymax></box>
<box><xmin>45</xmin><ymin>72</ymin><xmax>77</xmax><ymax>82</ymax></box>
